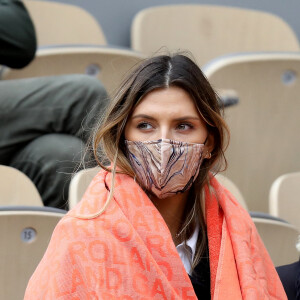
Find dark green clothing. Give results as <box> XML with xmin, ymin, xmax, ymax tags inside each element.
<box><xmin>0</xmin><ymin>75</ymin><xmax>108</xmax><ymax>209</ymax></box>
<box><xmin>0</xmin><ymin>0</ymin><xmax>36</xmax><ymax>68</ymax></box>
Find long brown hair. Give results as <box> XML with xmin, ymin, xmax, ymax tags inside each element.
<box><xmin>93</xmin><ymin>53</ymin><xmax>229</xmax><ymax>271</ymax></box>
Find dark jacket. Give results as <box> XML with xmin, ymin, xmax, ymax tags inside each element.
<box><xmin>277</xmin><ymin>260</ymin><xmax>300</xmax><ymax>300</ymax></box>
<box><xmin>189</xmin><ymin>246</ymin><xmax>211</xmax><ymax>299</ymax></box>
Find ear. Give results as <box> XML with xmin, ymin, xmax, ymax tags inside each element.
<box><xmin>204</xmin><ymin>133</ymin><xmax>214</xmax><ymax>159</ymax></box>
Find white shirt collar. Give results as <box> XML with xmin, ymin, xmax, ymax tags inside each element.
<box><xmin>176</xmin><ymin>223</ymin><xmax>199</xmax><ymax>275</ymax></box>
<box><xmin>186</xmin><ymin>223</ymin><xmax>199</xmax><ymax>260</ymax></box>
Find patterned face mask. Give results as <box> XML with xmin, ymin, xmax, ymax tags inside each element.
<box><xmin>125</xmin><ymin>139</ymin><xmax>206</xmax><ymax>199</ymax></box>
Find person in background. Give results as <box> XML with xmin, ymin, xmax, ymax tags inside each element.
<box><xmin>0</xmin><ymin>0</ymin><xmax>108</xmax><ymax>209</ymax></box>
<box><xmin>277</xmin><ymin>258</ymin><xmax>300</xmax><ymax>299</ymax></box>
<box><xmin>25</xmin><ymin>54</ymin><xmax>287</xmax><ymax>299</ymax></box>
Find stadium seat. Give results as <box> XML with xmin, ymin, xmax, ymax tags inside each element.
<box><xmin>0</xmin><ymin>165</ymin><xmax>43</xmax><ymax>206</ymax></box>
<box><xmin>215</xmin><ymin>173</ymin><xmax>248</xmax><ymax>210</ymax></box>
<box><xmin>269</xmin><ymin>172</ymin><xmax>300</xmax><ymax>231</ymax></box>
<box><xmin>69</xmin><ymin>166</ymin><xmax>100</xmax><ymax>209</ymax></box>
<box><xmin>70</xmin><ymin>169</ymin><xmax>247</xmax><ymax>210</ymax></box>
<box><xmin>204</xmin><ymin>52</ymin><xmax>300</xmax><ymax>212</ymax></box>
<box><xmin>251</xmin><ymin>216</ymin><xmax>299</xmax><ymax>266</ymax></box>
<box><xmin>24</xmin><ymin>0</ymin><xmax>106</xmax><ymax>46</ymax></box>
<box><xmin>131</xmin><ymin>5</ymin><xmax>300</xmax><ymax>66</ymax></box>
<box><xmin>1</xmin><ymin>47</ymin><xmax>145</xmax><ymax>95</ymax></box>
<box><xmin>0</xmin><ymin>207</ymin><xmax>66</xmax><ymax>299</ymax></box>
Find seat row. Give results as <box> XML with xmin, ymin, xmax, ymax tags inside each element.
<box><xmin>1</xmin><ymin>165</ymin><xmax>299</xmax><ymax>256</ymax></box>
<box><xmin>1</xmin><ymin>165</ymin><xmax>299</xmax><ymax>298</ymax></box>
<box><xmin>4</xmin><ymin>164</ymin><xmax>299</xmax><ymax>227</ymax></box>
<box><xmin>1</xmin><ymin>1</ymin><xmax>299</xmax><ymax>94</ymax></box>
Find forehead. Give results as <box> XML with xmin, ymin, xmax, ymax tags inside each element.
<box><xmin>132</xmin><ymin>86</ymin><xmax>199</xmax><ymax>116</ymax></box>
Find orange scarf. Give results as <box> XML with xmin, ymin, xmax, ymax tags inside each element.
<box><xmin>25</xmin><ymin>170</ymin><xmax>286</xmax><ymax>299</ymax></box>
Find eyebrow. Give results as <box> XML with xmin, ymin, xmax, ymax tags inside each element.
<box><xmin>131</xmin><ymin>114</ymin><xmax>201</xmax><ymax>121</ymax></box>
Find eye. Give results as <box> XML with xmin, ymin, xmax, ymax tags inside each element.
<box><xmin>176</xmin><ymin>123</ymin><xmax>194</xmax><ymax>131</ymax></box>
<box><xmin>137</xmin><ymin>122</ymin><xmax>153</xmax><ymax>130</ymax></box>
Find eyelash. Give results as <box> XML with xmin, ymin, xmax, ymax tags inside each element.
<box><xmin>137</xmin><ymin>122</ymin><xmax>153</xmax><ymax>130</ymax></box>
<box><xmin>176</xmin><ymin>123</ymin><xmax>194</xmax><ymax>130</ymax></box>
<box><xmin>136</xmin><ymin>122</ymin><xmax>194</xmax><ymax>131</ymax></box>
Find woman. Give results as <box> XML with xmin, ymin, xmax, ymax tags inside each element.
<box><xmin>25</xmin><ymin>54</ymin><xmax>286</xmax><ymax>299</ymax></box>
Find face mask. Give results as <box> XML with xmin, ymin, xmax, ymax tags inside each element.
<box><xmin>125</xmin><ymin>139</ymin><xmax>206</xmax><ymax>199</ymax></box>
